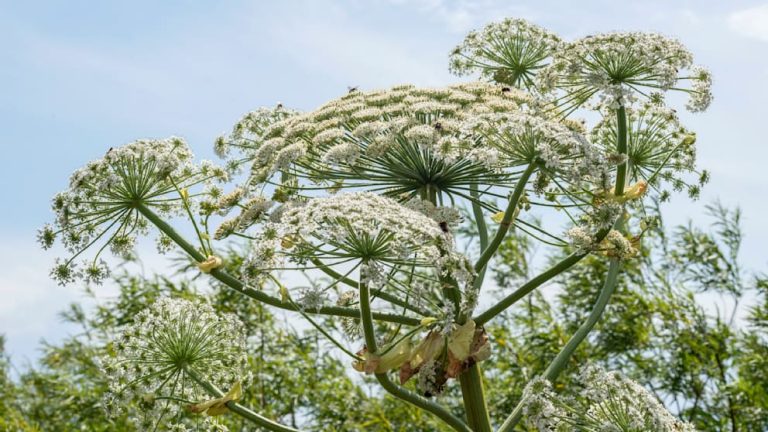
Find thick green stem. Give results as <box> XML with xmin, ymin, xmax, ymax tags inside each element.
<box><xmin>497</xmin><ymin>259</ymin><xmax>622</xmax><ymax>431</ymax></box>
<box><xmin>375</xmin><ymin>374</ymin><xmax>472</xmax><ymax>432</ymax></box>
<box><xmin>357</xmin><ymin>267</ymin><xmax>471</xmax><ymax>432</ymax></box>
<box><xmin>474</xmin><ymin>164</ymin><xmax>535</xmax><ymax>274</ymax></box>
<box><xmin>614</xmin><ymin>106</ymin><xmax>628</xmax><ymax>196</ymax></box>
<box><xmin>185</xmin><ymin>368</ymin><xmax>300</xmax><ymax>432</ymax></box>
<box><xmin>474</xmin><ymin>253</ymin><xmax>584</xmax><ymax>326</ymax></box>
<box><xmin>459</xmin><ymin>364</ymin><xmax>493</xmax><ymax>432</ymax></box>
<box><xmin>136</xmin><ymin>203</ymin><xmax>420</xmax><ymax>326</ymax></box>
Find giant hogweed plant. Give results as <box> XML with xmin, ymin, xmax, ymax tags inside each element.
<box><xmin>40</xmin><ymin>18</ymin><xmax>712</xmax><ymax>431</ymax></box>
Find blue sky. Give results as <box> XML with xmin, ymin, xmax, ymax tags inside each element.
<box><xmin>1</xmin><ymin>0</ymin><xmax>767</xmax><ymax>365</ymax></box>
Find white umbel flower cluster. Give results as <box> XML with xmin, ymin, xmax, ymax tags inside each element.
<box><xmin>223</xmin><ymin>82</ymin><xmax>536</xmax><ymax>186</ymax></box>
<box><xmin>101</xmin><ymin>297</ymin><xmax>249</xmax><ymax>430</ymax></box>
<box><xmin>538</xmin><ymin>32</ymin><xmax>712</xmax><ymax>111</ymax></box>
<box><xmin>449</xmin><ymin>18</ymin><xmax>562</xmax><ymax>90</ymax></box>
<box><xmin>461</xmin><ymin>111</ymin><xmax>608</xmax><ymax>186</ymax></box>
<box><xmin>214</xmin><ymin>105</ymin><xmax>297</xmax><ymax>160</ymax></box>
<box><xmin>40</xmin><ymin>137</ymin><xmax>227</xmax><ymax>285</ymax></box>
<box><xmin>591</xmin><ymin>101</ymin><xmax>706</xmax><ymax>200</ymax></box>
<box><xmin>242</xmin><ymin>192</ymin><xmax>472</xmax><ymax>301</ymax></box>
<box><xmin>524</xmin><ymin>365</ymin><xmax>697</xmax><ymax>432</ymax></box>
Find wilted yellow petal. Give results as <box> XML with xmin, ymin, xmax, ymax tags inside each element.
<box><xmin>622</xmin><ymin>180</ymin><xmax>648</xmax><ymax>201</ymax></box>
<box><xmin>376</xmin><ymin>338</ymin><xmax>412</xmax><ymax>373</ymax></box>
<box><xmin>197</xmin><ymin>256</ymin><xmax>223</xmax><ymax>273</ymax></box>
<box><xmin>188</xmin><ymin>381</ymin><xmax>242</xmax><ymax>416</ymax></box>
<box><xmin>420</xmin><ymin>317</ymin><xmax>437</xmax><ymax>326</ymax></box>
<box><xmin>278</xmin><ymin>284</ymin><xmax>291</xmax><ymax>302</ymax></box>
<box><xmin>448</xmin><ymin>320</ymin><xmax>475</xmax><ymax>362</ymax></box>
<box><xmin>409</xmin><ymin>331</ymin><xmax>445</xmax><ymax>369</ymax></box>
<box><xmin>491</xmin><ymin>208</ymin><xmax>519</xmax><ymax>224</ymax></box>
<box><xmin>682</xmin><ymin>133</ymin><xmax>696</xmax><ymax>146</ymax></box>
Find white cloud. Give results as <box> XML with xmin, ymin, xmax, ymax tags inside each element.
<box><xmin>728</xmin><ymin>4</ymin><xmax>768</xmax><ymax>42</ymax></box>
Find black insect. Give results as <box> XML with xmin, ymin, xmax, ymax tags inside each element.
<box><xmin>439</xmin><ymin>221</ymin><xmax>450</xmax><ymax>233</ymax></box>
<box><xmin>434</xmin><ymin>122</ymin><xmax>443</xmax><ymax>131</ymax></box>
<box><xmin>501</xmin><ymin>87</ymin><xmax>511</xmax><ymax>93</ymax></box>
<box><xmin>347</xmin><ymin>86</ymin><xmax>359</xmax><ymax>93</ymax></box>
<box><xmin>276</xmin><ymin>103</ymin><xmax>284</xmax><ymax>110</ymax></box>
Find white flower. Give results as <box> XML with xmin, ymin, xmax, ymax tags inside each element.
<box><xmin>102</xmin><ymin>298</ymin><xmax>249</xmax><ymax>430</ymax></box>
<box><xmin>449</xmin><ymin>18</ymin><xmax>562</xmax><ymax>90</ymax></box>
<box><xmin>523</xmin><ymin>365</ymin><xmax>697</xmax><ymax>432</ymax></box>
<box><xmin>42</xmin><ymin>137</ymin><xmax>224</xmax><ymax>285</ymax></box>
<box><xmin>463</xmin><ymin>111</ymin><xmax>608</xmax><ymax>187</ymax></box>
<box><xmin>225</xmin><ymin>82</ymin><xmax>535</xmax><ymax>205</ymax></box>
<box><xmin>539</xmin><ymin>31</ymin><xmax>711</xmax><ymax>111</ymax></box>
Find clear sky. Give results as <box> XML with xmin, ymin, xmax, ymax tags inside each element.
<box><xmin>1</xmin><ymin>0</ymin><xmax>767</xmax><ymax>366</ymax></box>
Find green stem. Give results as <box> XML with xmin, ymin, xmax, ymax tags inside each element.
<box><xmin>185</xmin><ymin>368</ymin><xmax>300</xmax><ymax>432</ymax></box>
<box><xmin>474</xmin><ymin>253</ymin><xmax>584</xmax><ymax>326</ymax></box>
<box><xmin>459</xmin><ymin>364</ymin><xmax>493</xmax><ymax>432</ymax></box>
<box><xmin>614</xmin><ymin>106</ymin><xmax>628</xmax><ymax>196</ymax></box>
<box><xmin>357</xmin><ymin>264</ymin><xmax>471</xmax><ymax>432</ymax></box>
<box><xmin>474</xmin><ymin>164</ymin><xmax>535</xmax><ymax>274</ymax></box>
<box><xmin>470</xmin><ymin>183</ymin><xmax>489</xmax><ymax>294</ymax></box>
<box><xmin>310</xmin><ymin>257</ymin><xmax>430</xmax><ymax>316</ymax></box>
<box><xmin>135</xmin><ymin>203</ymin><xmax>419</xmax><ymax>326</ymax></box>
<box><xmin>496</xmin><ymin>259</ymin><xmax>622</xmax><ymax>431</ymax></box>
<box><xmin>358</xmin><ymin>277</ymin><xmax>378</xmax><ymax>352</ymax></box>
<box><xmin>375</xmin><ymin>374</ymin><xmax>472</xmax><ymax>432</ymax></box>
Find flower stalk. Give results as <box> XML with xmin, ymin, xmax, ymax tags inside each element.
<box><xmin>135</xmin><ymin>203</ymin><xmax>421</xmax><ymax>326</ymax></box>
<box><xmin>185</xmin><ymin>368</ymin><xmax>300</xmax><ymax>432</ymax></box>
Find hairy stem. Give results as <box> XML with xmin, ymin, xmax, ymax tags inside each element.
<box><xmin>497</xmin><ymin>259</ymin><xmax>622</xmax><ymax>431</ymax></box>
<box><xmin>136</xmin><ymin>203</ymin><xmax>420</xmax><ymax>326</ymax></box>
<box><xmin>470</xmin><ymin>183</ymin><xmax>490</xmax><ymax>293</ymax></box>
<box><xmin>474</xmin><ymin>253</ymin><xmax>584</xmax><ymax>325</ymax></box>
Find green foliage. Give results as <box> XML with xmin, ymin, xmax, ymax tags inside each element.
<box><xmin>485</xmin><ymin>203</ymin><xmax>768</xmax><ymax>431</ymax></box>
<box><xmin>4</xmin><ymin>205</ymin><xmax>766</xmax><ymax>431</ymax></box>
